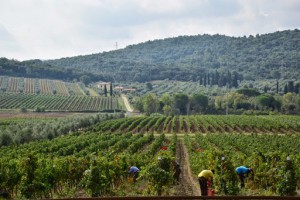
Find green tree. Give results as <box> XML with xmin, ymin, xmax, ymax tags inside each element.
<box><xmin>174</xmin><ymin>94</ymin><xmax>189</xmax><ymax>115</ymax></box>
<box><xmin>162</xmin><ymin>105</ymin><xmax>173</xmax><ymax>116</ymax></box>
<box><xmin>256</xmin><ymin>94</ymin><xmax>276</xmax><ymax>110</ymax></box>
<box><xmin>110</xmin><ymin>83</ymin><xmax>113</xmax><ymax>96</ymax></box>
<box><xmin>282</xmin><ymin>92</ymin><xmax>298</xmax><ymax>113</ymax></box>
<box><xmin>142</xmin><ymin>93</ymin><xmax>160</xmax><ymax>115</ymax></box>
<box><xmin>190</xmin><ymin>94</ymin><xmax>208</xmax><ymax>113</ymax></box>
<box><xmin>161</xmin><ymin>93</ymin><xmax>173</xmax><ymax>107</ymax></box>
<box><xmin>287</xmin><ymin>81</ymin><xmax>294</xmax><ymax>93</ymax></box>
<box><xmin>104</xmin><ymin>85</ymin><xmax>107</xmax><ymax>97</ymax></box>
<box><xmin>294</xmin><ymin>83</ymin><xmax>300</xmax><ymax>94</ymax></box>
<box><xmin>134</xmin><ymin>97</ymin><xmax>144</xmax><ymax>112</ymax></box>
<box><xmin>79</xmin><ymin>75</ymin><xmax>91</xmax><ymax>86</ymax></box>
<box><xmin>146</xmin><ymin>82</ymin><xmax>153</xmax><ymax>90</ymax></box>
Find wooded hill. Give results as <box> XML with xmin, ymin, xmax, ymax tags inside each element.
<box><xmin>0</xmin><ymin>30</ymin><xmax>299</xmax><ymax>84</ymax></box>
<box><xmin>45</xmin><ymin>29</ymin><xmax>300</xmax><ymax>82</ymax></box>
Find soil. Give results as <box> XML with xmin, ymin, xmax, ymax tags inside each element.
<box><xmin>183</xmin><ymin>120</ymin><xmax>189</xmax><ymax>133</ymax></box>
<box><xmin>190</xmin><ymin>122</ymin><xmax>197</xmax><ymax>133</ymax></box>
<box><xmin>166</xmin><ymin>120</ymin><xmax>172</xmax><ymax>133</ymax></box>
<box><xmin>171</xmin><ymin>139</ymin><xmax>200</xmax><ymax>196</ymax></box>
<box><xmin>0</xmin><ymin>112</ymin><xmax>75</xmax><ymax>119</ymax></box>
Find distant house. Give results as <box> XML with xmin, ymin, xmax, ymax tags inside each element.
<box><xmin>114</xmin><ymin>86</ymin><xmax>124</xmax><ymax>92</ymax></box>
<box><xmin>124</xmin><ymin>88</ymin><xmax>136</xmax><ymax>92</ymax></box>
<box><xmin>114</xmin><ymin>86</ymin><xmax>136</xmax><ymax>93</ymax></box>
<box><xmin>98</xmin><ymin>82</ymin><xmax>110</xmax><ymax>90</ymax></box>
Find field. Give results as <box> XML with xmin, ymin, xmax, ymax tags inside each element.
<box><xmin>91</xmin><ymin>115</ymin><xmax>300</xmax><ymax>134</ymax></box>
<box><xmin>0</xmin><ymin>76</ymin><xmax>88</xmax><ymax>96</ymax></box>
<box><xmin>0</xmin><ymin>93</ymin><xmax>122</xmax><ymax>111</ymax></box>
<box><xmin>0</xmin><ymin>114</ymin><xmax>299</xmax><ymax>199</ymax></box>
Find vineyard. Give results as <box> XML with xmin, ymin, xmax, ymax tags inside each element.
<box><xmin>90</xmin><ymin>115</ymin><xmax>300</xmax><ymax>134</ymax></box>
<box><xmin>0</xmin><ymin>114</ymin><xmax>300</xmax><ymax>198</ymax></box>
<box><xmin>0</xmin><ymin>131</ymin><xmax>177</xmax><ymax>198</ymax></box>
<box><xmin>0</xmin><ymin>93</ymin><xmax>122</xmax><ymax>111</ymax></box>
<box><xmin>185</xmin><ymin>133</ymin><xmax>300</xmax><ymax>196</ymax></box>
<box><xmin>0</xmin><ymin>76</ymin><xmax>86</xmax><ymax>96</ymax></box>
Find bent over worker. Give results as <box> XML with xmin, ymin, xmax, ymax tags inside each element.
<box><xmin>198</xmin><ymin>169</ymin><xmax>214</xmax><ymax>196</ymax></box>
<box><xmin>128</xmin><ymin>166</ymin><xmax>140</xmax><ymax>182</ymax></box>
<box><xmin>235</xmin><ymin>166</ymin><xmax>254</xmax><ymax>188</ymax></box>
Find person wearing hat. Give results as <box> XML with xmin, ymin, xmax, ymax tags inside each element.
<box><xmin>198</xmin><ymin>169</ymin><xmax>214</xmax><ymax>196</ymax></box>
<box><xmin>235</xmin><ymin>166</ymin><xmax>254</xmax><ymax>188</ymax></box>
<box><xmin>128</xmin><ymin>166</ymin><xmax>140</xmax><ymax>182</ymax></box>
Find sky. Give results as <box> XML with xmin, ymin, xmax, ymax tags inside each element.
<box><xmin>0</xmin><ymin>0</ymin><xmax>299</xmax><ymax>61</ymax></box>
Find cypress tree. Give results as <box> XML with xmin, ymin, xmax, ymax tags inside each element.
<box><xmin>288</xmin><ymin>81</ymin><xmax>294</xmax><ymax>93</ymax></box>
<box><xmin>284</xmin><ymin>84</ymin><xmax>288</xmax><ymax>94</ymax></box>
<box><xmin>110</xmin><ymin>83</ymin><xmax>113</xmax><ymax>96</ymax></box>
<box><xmin>215</xmin><ymin>70</ymin><xmax>220</xmax><ymax>85</ymax></box>
<box><xmin>294</xmin><ymin>83</ymin><xmax>300</xmax><ymax>94</ymax></box>
<box><xmin>104</xmin><ymin>85</ymin><xmax>107</xmax><ymax>97</ymax></box>
<box><xmin>207</xmin><ymin>73</ymin><xmax>210</xmax><ymax>85</ymax></box>
<box><xmin>232</xmin><ymin>72</ymin><xmax>238</xmax><ymax>88</ymax></box>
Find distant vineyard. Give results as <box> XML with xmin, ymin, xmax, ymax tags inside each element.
<box><xmin>91</xmin><ymin>115</ymin><xmax>300</xmax><ymax>134</ymax></box>
<box><xmin>0</xmin><ymin>76</ymin><xmax>86</xmax><ymax>96</ymax></box>
<box><xmin>0</xmin><ymin>93</ymin><xmax>123</xmax><ymax>111</ymax></box>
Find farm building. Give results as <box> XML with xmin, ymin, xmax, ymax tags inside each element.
<box><xmin>97</xmin><ymin>82</ymin><xmax>110</xmax><ymax>89</ymax></box>
<box><xmin>114</xmin><ymin>86</ymin><xmax>136</xmax><ymax>92</ymax></box>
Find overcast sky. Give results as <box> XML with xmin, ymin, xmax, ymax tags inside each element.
<box><xmin>0</xmin><ymin>0</ymin><xmax>299</xmax><ymax>61</ymax></box>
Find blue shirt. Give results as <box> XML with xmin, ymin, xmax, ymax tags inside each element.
<box><xmin>236</xmin><ymin>166</ymin><xmax>250</xmax><ymax>175</ymax></box>
<box><xmin>128</xmin><ymin>166</ymin><xmax>139</xmax><ymax>173</ymax></box>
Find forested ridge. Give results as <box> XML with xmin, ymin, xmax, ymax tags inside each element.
<box><xmin>0</xmin><ymin>29</ymin><xmax>299</xmax><ymax>83</ymax></box>
<box><xmin>46</xmin><ymin>29</ymin><xmax>300</xmax><ymax>82</ymax></box>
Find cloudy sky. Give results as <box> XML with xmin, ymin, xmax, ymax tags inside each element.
<box><xmin>0</xmin><ymin>0</ymin><xmax>299</xmax><ymax>61</ymax></box>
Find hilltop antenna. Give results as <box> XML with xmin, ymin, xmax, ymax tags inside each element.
<box><xmin>115</xmin><ymin>42</ymin><xmax>118</xmax><ymax>50</ymax></box>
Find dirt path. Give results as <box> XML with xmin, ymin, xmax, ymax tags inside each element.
<box><xmin>171</xmin><ymin>139</ymin><xmax>200</xmax><ymax>196</ymax></box>
<box><xmin>121</xmin><ymin>94</ymin><xmax>134</xmax><ymax>112</ymax></box>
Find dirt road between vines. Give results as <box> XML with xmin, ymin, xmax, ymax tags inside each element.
<box><xmin>121</xmin><ymin>94</ymin><xmax>134</xmax><ymax>112</ymax></box>
<box><xmin>171</xmin><ymin>139</ymin><xmax>200</xmax><ymax>196</ymax></box>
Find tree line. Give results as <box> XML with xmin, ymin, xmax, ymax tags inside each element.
<box><xmin>0</xmin><ymin>58</ymin><xmax>111</xmax><ymax>84</ymax></box>
<box><xmin>134</xmin><ymin>88</ymin><xmax>300</xmax><ymax>115</ymax></box>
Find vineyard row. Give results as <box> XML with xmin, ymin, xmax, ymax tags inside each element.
<box><xmin>91</xmin><ymin>115</ymin><xmax>300</xmax><ymax>134</ymax></box>
<box><xmin>0</xmin><ymin>93</ymin><xmax>122</xmax><ymax>111</ymax></box>
<box><xmin>0</xmin><ymin>76</ymin><xmax>85</xmax><ymax>96</ymax></box>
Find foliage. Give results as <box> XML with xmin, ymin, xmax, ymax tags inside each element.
<box><xmin>0</xmin><ymin>130</ymin><xmax>176</xmax><ymax>198</ymax></box>
<box><xmin>141</xmin><ymin>151</ymin><xmax>174</xmax><ymax>196</ymax></box>
<box><xmin>190</xmin><ymin>94</ymin><xmax>208</xmax><ymax>113</ymax></box>
<box><xmin>237</xmin><ymin>88</ymin><xmax>260</xmax><ymax>97</ymax></box>
<box><xmin>43</xmin><ymin>30</ymin><xmax>300</xmax><ymax>82</ymax></box>
<box><xmin>185</xmin><ymin>133</ymin><xmax>300</xmax><ymax>196</ymax></box>
<box><xmin>277</xmin><ymin>159</ymin><xmax>297</xmax><ymax>196</ymax></box>
<box><xmin>174</xmin><ymin>94</ymin><xmax>189</xmax><ymax>115</ymax></box>
<box><xmin>0</xmin><ymin>113</ymin><xmax>122</xmax><ymax>146</ymax></box>
<box><xmin>142</xmin><ymin>93</ymin><xmax>160</xmax><ymax>116</ymax></box>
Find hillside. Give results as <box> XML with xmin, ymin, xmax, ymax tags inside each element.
<box><xmin>0</xmin><ymin>76</ymin><xmax>124</xmax><ymax>112</ymax></box>
<box><xmin>45</xmin><ymin>29</ymin><xmax>300</xmax><ymax>82</ymax></box>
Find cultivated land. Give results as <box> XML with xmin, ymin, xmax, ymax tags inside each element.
<box><xmin>0</xmin><ymin>114</ymin><xmax>299</xmax><ymax>198</ymax></box>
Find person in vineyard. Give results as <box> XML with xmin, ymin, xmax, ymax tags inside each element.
<box><xmin>235</xmin><ymin>166</ymin><xmax>254</xmax><ymax>188</ymax></box>
<box><xmin>198</xmin><ymin>169</ymin><xmax>214</xmax><ymax>196</ymax></box>
<box><xmin>173</xmin><ymin>160</ymin><xmax>181</xmax><ymax>184</ymax></box>
<box><xmin>128</xmin><ymin>166</ymin><xmax>140</xmax><ymax>182</ymax></box>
